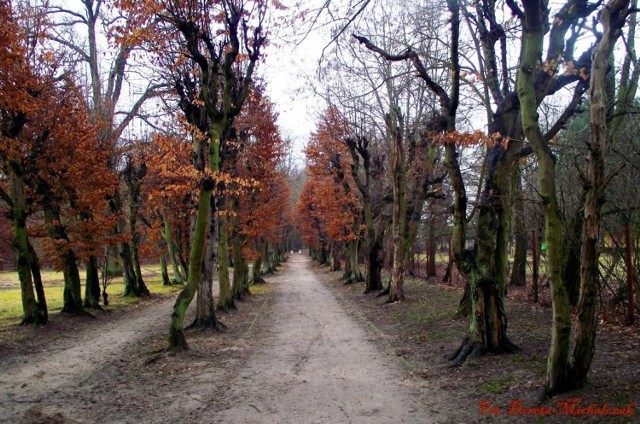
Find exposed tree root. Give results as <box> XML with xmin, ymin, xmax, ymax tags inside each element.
<box><xmin>376</xmin><ymin>287</ymin><xmax>390</xmax><ymax>298</ymax></box>
<box><xmin>448</xmin><ymin>336</ymin><xmax>520</xmax><ymax>367</ymax></box>
<box><xmin>448</xmin><ymin>337</ymin><xmax>485</xmax><ymax>366</ymax></box>
<box><xmin>186</xmin><ymin>317</ymin><xmax>228</xmax><ymax>332</ymax></box>
<box><xmin>343</xmin><ymin>276</ymin><xmax>362</xmax><ymax>286</ymax></box>
<box><xmin>252</xmin><ymin>276</ymin><xmax>266</xmax><ymax>284</ymax></box>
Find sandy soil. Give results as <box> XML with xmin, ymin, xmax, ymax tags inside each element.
<box><xmin>0</xmin><ymin>255</ymin><xmax>451</xmax><ymax>423</ymax></box>
<box><xmin>210</xmin><ymin>254</ymin><xmax>442</xmax><ymax>423</ymax></box>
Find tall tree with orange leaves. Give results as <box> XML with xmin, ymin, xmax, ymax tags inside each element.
<box><xmin>45</xmin><ymin>0</ymin><xmax>168</xmax><ymax>306</ymax></box>
<box><xmin>303</xmin><ymin>107</ymin><xmax>363</xmax><ymax>280</ymax></box>
<box><xmin>118</xmin><ymin>0</ymin><xmax>271</xmax><ymax>350</ymax></box>
<box><xmin>0</xmin><ymin>1</ymin><xmax>120</xmax><ymax>318</ymax></box>
<box><xmin>0</xmin><ymin>0</ymin><xmax>48</xmax><ymax>324</ymax></box>
<box><xmin>233</xmin><ymin>84</ymin><xmax>290</xmax><ymax>294</ymax></box>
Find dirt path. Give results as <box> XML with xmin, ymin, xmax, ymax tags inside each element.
<box><xmin>0</xmin><ymin>257</ymin><xmax>449</xmax><ymax>423</ymax></box>
<box><xmin>210</xmin><ymin>255</ymin><xmax>441</xmax><ymax>423</ymax></box>
<box><xmin>0</xmin><ymin>294</ymin><xmax>193</xmax><ymax>422</ymax></box>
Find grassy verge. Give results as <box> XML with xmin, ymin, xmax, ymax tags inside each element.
<box><xmin>0</xmin><ymin>264</ymin><xmax>182</xmax><ymax>327</ymax></box>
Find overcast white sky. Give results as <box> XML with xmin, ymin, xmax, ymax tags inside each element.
<box><xmin>258</xmin><ymin>1</ymin><xmax>336</xmax><ymax>166</ymax></box>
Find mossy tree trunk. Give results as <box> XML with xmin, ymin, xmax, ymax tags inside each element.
<box><xmin>365</xmin><ymin>222</ymin><xmax>386</xmax><ymax>293</ymax></box>
<box><xmin>562</xmin><ymin>207</ymin><xmax>584</xmax><ymax>305</ymax></box>
<box><xmin>124</xmin><ymin>170</ymin><xmax>149</xmax><ymax>298</ymax></box>
<box><xmin>191</xmin><ymin>194</ymin><xmax>223</xmax><ymax>330</ymax></box>
<box><xmin>572</xmin><ymin>0</ymin><xmax>631</xmax><ymax>391</ymax></box>
<box><xmin>510</xmin><ymin>166</ymin><xmax>528</xmax><ymax>287</ymax></box>
<box><xmin>329</xmin><ymin>242</ymin><xmax>341</xmax><ymax>272</ymax></box>
<box><xmin>166</xmin><ymin>1</ymin><xmax>265</xmax><ymax>351</ymax></box>
<box><xmin>216</xmin><ymin>202</ymin><xmax>235</xmax><ymax>311</ymax></box>
<box><xmin>169</xmin><ymin>181</ymin><xmax>214</xmax><ymax>351</ymax></box>
<box><xmin>232</xmin><ymin>236</ymin><xmax>248</xmax><ymax>300</ymax></box>
<box><xmin>9</xmin><ymin>167</ymin><xmax>47</xmax><ymax>325</ymax></box>
<box><xmin>231</xmin><ymin>201</ymin><xmax>249</xmax><ymax>300</ymax></box>
<box><xmin>426</xmin><ymin>212</ymin><xmax>437</xmax><ymax>277</ymax></box>
<box><xmin>518</xmin><ymin>0</ymin><xmax>575</xmax><ymax>396</ymax></box>
<box><xmin>163</xmin><ymin>214</ymin><xmax>185</xmax><ymax>284</ymax></box>
<box><xmin>160</xmin><ymin>252</ymin><xmax>171</xmax><ymax>286</ymax></box>
<box><xmin>252</xmin><ymin>243</ymin><xmax>265</xmax><ymax>283</ymax></box>
<box><xmin>28</xmin><ymin>241</ymin><xmax>47</xmax><ymax>321</ymax></box>
<box><xmin>42</xmin><ymin>206</ymin><xmax>85</xmax><ymax>315</ymax></box>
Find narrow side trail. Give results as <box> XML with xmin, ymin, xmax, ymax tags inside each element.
<box><xmin>0</xmin><ymin>294</ymin><xmax>190</xmax><ymax>422</ymax></box>
<box><xmin>213</xmin><ymin>254</ymin><xmax>440</xmax><ymax>423</ymax></box>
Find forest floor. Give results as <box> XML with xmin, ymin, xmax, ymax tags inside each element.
<box><xmin>0</xmin><ymin>255</ymin><xmax>638</xmax><ymax>423</ymax></box>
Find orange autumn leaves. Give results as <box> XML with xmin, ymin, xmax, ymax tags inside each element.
<box><xmin>296</xmin><ymin>107</ymin><xmax>362</xmax><ymax>251</ymax></box>
<box><xmin>0</xmin><ymin>2</ymin><xmax>119</xmax><ymax>269</ymax></box>
<box><xmin>140</xmin><ymin>84</ymin><xmax>291</xmax><ymax>260</ymax></box>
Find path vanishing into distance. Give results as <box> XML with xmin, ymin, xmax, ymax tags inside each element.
<box><xmin>211</xmin><ymin>254</ymin><xmax>434</xmax><ymax>423</ymax></box>
<box><xmin>0</xmin><ymin>255</ymin><xmax>442</xmax><ymax>423</ymax></box>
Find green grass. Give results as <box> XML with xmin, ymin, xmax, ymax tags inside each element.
<box><xmin>482</xmin><ymin>376</ymin><xmax>513</xmax><ymax>394</ymax></box>
<box><xmin>0</xmin><ymin>264</ymin><xmax>182</xmax><ymax>326</ymax></box>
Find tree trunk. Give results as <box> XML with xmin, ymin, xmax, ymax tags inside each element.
<box><xmin>518</xmin><ymin>1</ymin><xmax>572</xmax><ymax>396</ymax></box>
<box><xmin>388</xmin><ymin>109</ymin><xmax>407</xmax><ymax>303</ymax></box>
<box><xmin>217</xmin><ymin>209</ymin><xmax>235</xmax><ymax>311</ymax></box>
<box><xmin>9</xmin><ymin>168</ymin><xmax>47</xmax><ymax>325</ymax></box>
<box><xmin>349</xmin><ymin>238</ymin><xmax>363</xmax><ymax>283</ymax></box>
<box><xmin>343</xmin><ymin>239</ymin><xmax>363</xmax><ymax>284</ymax></box>
<box><xmin>61</xmin><ymin>247</ymin><xmax>85</xmax><ymax>315</ymax></box>
<box><xmin>42</xmin><ymin>206</ymin><xmax>85</xmax><ymax>315</ymax></box>
<box><xmin>252</xmin><ymin>249</ymin><xmax>265</xmax><ymax>284</ymax></box>
<box><xmin>163</xmin><ymin>213</ymin><xmax>185</xmax><ymax>284</ymax></box>
<box><xmin>160</xmin><ymin>253</ymin><xmax>171</xmax><ymax>286</ymax></box>
<box><xmin>364</xmin><ymin>223</ymin><xmax>385</xmax><ymax>293</ymax></box>
<box><xmin>120</xmin><ymin>240</ymin><xmax>138</xmax><ymax>296</ymax></box>
<box><xmin>84</xmin><ymin>256</ymin><xmax>102</xmax><ymax>308</ymax></box>
<box><xmin>426</xmin><ymin>215</ymin><xmax>437</xmax><ymax>277</ymax></box>
<box><xmin>562</xmin><ymin>208</ymin><xmax>583</xmax><ymax>305</ymax></box>
<box><xmin>169</xmin><ymin>183</ymin><xmax>213</xmax><ymax>352</ymax></box>
<box><xmin>129</xmin><ymin>195</ymin><xmax>149</xmax><ymax>297</ymax></box>
<box><xmin>191</xmin><ymin>201</ymin><xmax>223</xmax><ymax>330</ymax></box>
<box><xmin>329</xmin><ymin>243</ymin><xmax>341</xmax><ymax>271</ymax></box>
<box><xmin>232</xmin><ymin>235</ymin><xmax>248</xmax><ymax>300</ymax></box>
<box><xmin>28</xmin><ymin>242</ymin><xmax>48</xmax><ymax>322</ymax></box>
<box><xmin>510</xmin><ymin>166</ymin><xmax>528</xmax><ymax>287</ymax></box>
<box><xmin>571</xmin><ymin>0</ymin><xmax>630</xmax><ymax>390</ymax></box>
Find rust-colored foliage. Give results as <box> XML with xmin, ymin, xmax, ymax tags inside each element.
<box><xmin>296</xmin><ymin>106</ymin><xmax>362</xmax><ymax>248</ymax></box>
<box><xmin>234</xmin><ymin>84</ymin><xmax>292</xmax><ymax>256</ymax></box>
<box><xmin>0</xmin><ymin>1</ymin><xmax>119</xmax><ymax>269</ymax></box>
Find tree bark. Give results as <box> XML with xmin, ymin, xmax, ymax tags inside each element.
<box><xmin>562</xmin><ymin>207</ymin><xmax>583</xmax><ymax>305</ymax></box>
<box><xmin>160</xmin><ymin>252</ymin><xmax>171</xmax><ymax>286</ymax></box>
<box><xmin>169</xmin><ymin>183</ymin><xmax>213</xmax><ymax>351</ymax></box>
<box><xmin>41</xmin><ymin>206</ymin><xmax>85</xmax><ymax>315</ymax></box>
<box><xmin>519</xmin><ymin>0</ymin><xmax>572</xmax><ymax>396</ymax></box>
<box><xmin>388</xmin><ymin>108</ymin><xmax>407</xmax><ymax>303</ymax></box>
<box><xmin>571</xmin><ymin>0</ymin><xmax>630</xmax><ymax>390</ymax></box>
<box><xmin>426</xmin><ymin>213</ymin><xmax>437</xmax><ymax>277</ymax></box>
<box><xmin>163</xmin><ymin>213</ymin><xmax>185</xmax><ymax>284</ymax></box>
<box><xmin>216</xmin><ymin>203</ymin><xmax>235</xmax><ymax>310</ymax></box>
<box><xmin>84</xmin><ymin>256</ymin><xmax>102</xmax><ymax>308</ymax></box>
<box><xmin>9</xmin><ymin>167</ymin><xmax>47</xmax><ymax>325</ymax></box>
<box><xmin>127</xmin><ymin>178</ymin><xmax>149</xmax><ymax>297</ymax></box>
<box><xmin>28</xmin><ymin>241</ymin><xmax>48</xmax><ymax>322</ymax></box>
<box><xmin>190</xmin><ymin>200</ymin><xmax>223</xmax><ymax>330</ymax></box>
<box><xmin>510</xmin><ymin>166</ymin><xmax>528</xmax><ymax>287</ymax></box>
